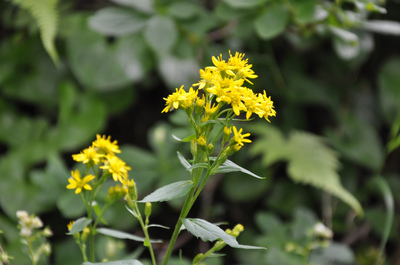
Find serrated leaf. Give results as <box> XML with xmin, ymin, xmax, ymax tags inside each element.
<box><xmin>250</xmin><ymin>126</ymin><xmax>363</xmax><ymax>216</ymax></box>
<box><xmin>224</xmin><ymin>0</ymin><xmax>269</xmax><ymax>9</ymax></box>
<box><xmin>97</xmin><ymin>227</ymin><xmax>162</xmax><ymax>243</ymax></box>
<box><xmin>140</xmin><ymin>180</ymin><xmax>193</xmax><ymax>202</ymax></box>
<box><xmin>88</xmin><ymin>7</ymin><xmax>148</xmax><ymax>36</ymax></box>
<box><xmin>177</xmin><ymin>151</ymin><xmax>191</xmax><ymax>170</ymax></box>
<box><xmin>67</xmin><ymin>217</ymin><xmax>91</xmax><ymax>235</ymax></box>
<box><xmin>213</xmin><ymin>159</ymin><xmax>264</xmax><ymax>179</ymax></box>
<box><xmin>144</xmin><ymin>15</ymin><xmax>177</xmax><ymax>55</ymax></box>
<box><xmin>83</xmin><ymin>260</ymin><xmax>144</xmax><ymax>265</ymax></box>
<box><xmin>254</xmin><ymin>3</ymin><xmax>289</xmax><ymax>40</ymax></box>
<box><xmin>286</xmin><ymin>132</ymin><xmax>363</xmax><ymax>216</ymax></box>
<box><xmin>182</xmin><ymin>218</ymin><xmax>265</xmax><ymax>249</ymax></box>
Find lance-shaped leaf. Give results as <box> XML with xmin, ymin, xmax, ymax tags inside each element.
<box><xmin>97</xmin><ymin>228</ymin><xmax>162</xmax><ymax>243</ymax></box>
<box><xmin>182</xmin><ymin>218</ymin><xmax>265</xmax><ymax>250</ymax></box>
<box><xmin>211</xmin><ymin>159</ymin><xmax>264</xmax><ymax>179</ymax></box>
<box><xmin>66</xmin><ymin>217</ymin><xmax>91</xmax><ymax>235</ymax></box>
<box><xmin>83</xmin><ymin>260</ymin><xmax>144</xmax><ymax>265</ymax></box>
<box><xmin>177</xmin><ymin>151</ymin><xmax>191</xmax><ymax>170</ymax></box>
<box><xmin>172</xmin><ymin>134</ymin><xmax>196</xmax><ymax>142</ymax></box>
<box><xmin>139</xmin><ymin>180</ymin><xmax>193</xmax><ymax>202</ymax></box>
<box><xmin>93</xmin><ymin>201</ymin><xmax>108</xmax><ymax>225</ymax></box>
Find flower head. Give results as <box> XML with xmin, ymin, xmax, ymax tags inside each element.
<box><xmin>66</xmin><ymin>169</ymin><xmax>95</xmax><ymax>194</ymax></box>
<box><xmin>232</xmin><ymin>126</ymin><xmax>252</xmax><ymax>147</ymax></box>
<box><xmin>72</xmin><ymin>146</ymin><xmax>104</xmax><ymax>165</ymax></box>
<box><xmin>101</xmin><ymin>155</ymin><xmax>131</xmax><ymax>183</ymax></box>
<box><xmin>92</xmin><ymin>134</ymin><xmax>121</xmax><ymax>155</ymax></box>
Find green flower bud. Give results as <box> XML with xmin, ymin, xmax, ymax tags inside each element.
<box><xmin>192</xmin><ymin>253</ymin><xmax>204</xmax><ymax>264</ymax></box>
<box><xmin>145</xmin><ymin>202</ymin><xmax>152</xmax><ymax>218</ymax></box>
<box><xmin>81</xmin><ymin>227</ymin><xmax>90</xmax><ymax>243</ymax></box>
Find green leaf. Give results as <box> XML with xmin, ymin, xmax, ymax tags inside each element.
<box><xmin>12</xmin><ymin>0</ymin><xmax>59</xmax><ymax>65</ymax></box>
<box><xmin>177</xmin><ymin>151</ymin><xmax>191</xmax><ymax>171</ymax></box>
<box><xmin>172</xmin><ymin>134</ymin><xmax>196</xmax><ymax>142</ymax></box>
<box><xmin>83</xmin><ymin>260</ymin><xmax>144</xmax><ymax>265</ymax></box>
<box><xmin>292</xmin><ymin>0</ymin><xmax>322</xmax><ymax>24</ymax></box>
<box><xmin>378</xmin><ymin>57</ymin><xmax>400</xmax><ymax>124</ymax></box>
<box><xmin>224</xmin><ymin>0</ymin><xmax>269</xmax><ymax>9</ymax></box>
<box><xmin>187</xmin><ymin>163</ymin><xmax>209</xmax><ymax>171</ymax></box>
<box><xmin>93</xmin><ymin>202</ymin><xmax>108</xmax><ymax>225</ymax></box>
<box><xmin>139</xmin><ymin>180</ymin><xmax>193</xmax><ymax>202</ymax></box>
<box><xmin>97</xmin><ymin>228</ymin><xmax>162</xmax><ymax>243</ymax></box>
<box><xmin>362</xmin><ymin>20</ymin><xmax>400</xmax><ymax>35</ymax></box>
<box><xmin>67</xmin><ymin>217</ymin><xmax>91</xmax><ymax>235</ymax></box>
<box><xmin>111</xmin><ymin>0</ymin><xmax>154</xmax><ymax>14</ymax></box>
<box><xmin>144</xmin><ymin>15</ymin><xmax>177</xmax><ymax>55</ymax></box>
<box><xmin>254</xmin><ymin>3</ymin><xmax>289</xmax><ymax>40</ymax></box>
<box><xmin>250</xmin><ymin>126</ymin><xmax>364</xmax><ymax>216</ymax></box>
<box><xmin>182</xmin><ymin>218</ymin><xmax>265</xmax><ymax>249</ymax></box>
<box><xmin>213</xmin><ymin>159</ymin><xmax>264</xmax><ymax>179</ymax></box>
<box><xmin>168</xmin><ymin>2</ymin><xmax>199</xmax><ymax>20</ymax></box>
<box><xmin>158</xmin><ymin>55</ymin><xmax>199</xmax><ymax>89</ymax></box>
<box><xmin>88</xmin><ymin>7</ymin><xmax>148</xmax><ymax>36</ymax></box>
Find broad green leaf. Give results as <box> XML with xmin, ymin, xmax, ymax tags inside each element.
<box><xmin>362</xmin><ymin>20</ymin><xmax>400</xmax><ymax>35</ymax></box>
<box><xmin>224</xmin><ymin>0</ymin><xmax>269</xmax><ymax>9</ymax></box>
<box><xmin>88</xmin><ymin>7</ymin><xmax>148</xmax><ymax>36</ymax></box>
<box><xmin>111</xmin><ymin>0</ymin><xmax>154</xmax><ymax>14</ymax></box>
<box><xmin>12</xmin><ymin>0</ymin><xmax>59</xmax><ymax>65</ymax></box>
<box><xmin>330</xmin><ymin>26</ymin><xmax>359</xmax><ymax>44</ymax></box>
<box><xmin>83</xmin><ymin>260</ymin><xmax>144</xmax><ymax>265</ymax></box>
<box><xmin>310</xmin><ymin>242</ymin><xmax>355</xmax><ymax>264</ymax></box>
<box><xmin>292</xmin><ymin>0</ymin><xmax>321</xmax><ymax>24</ymax></box>
<box><xmin>378</xmin><ymin>57</ymin><xmax>400</xmax><ymax>124</ymax></box>
<box><xmin>168</xmin><ymin>2</ymin><xmax>199</xmax><ymax>20</ymax></box>
<box><xmin>213</xmin><ymin>159</ymin><xmax>264</xmax><ymax>179</ymax></box>
<box><xmin>158</xmin><ymin>55</ymin><xmax>199</xmax><ymax>89</ymax></box>
<box><xmin>97</xmin><ymin>228</ymin><xmax>162</xmax><ymax>243</ymax></box>
<box><xmin>144</xmin><ymin>15</ymin><xmax>177</xmax><ymax>55</ymax></box>
<box><xmin>182</xmin><ymin>218</ymin><xmax>265</xmax><ymax>249</ymax></box>
<box><xmin>177</xmin><ymin>151</ymin><xmax>191</xmax><ymax>170</ymax></box>
<box><xmin>67</xmin><ymin>217</ymin><xmax>91</xmax><ymax>235</ymax></box>
<box><xmin>254</xmin><ymin>3</ymin><xmax>289</xmax><ymax>40</ymax></box>
<box><xmin>139</xmin><ymin>180</ymin><xmax>193</xmax><ymax>202</ymax></box>
<box><xmin>250</xmin><ymin>126</ymin><xmax>363</xmax><ymax>216</ymax></box>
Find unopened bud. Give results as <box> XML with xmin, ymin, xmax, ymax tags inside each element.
<box><xmin>81</xmin><ymin>227</ymin><xmax>90</xmax><ymax>242</ymax></box>
<box><xmin>43</xmin><ymin>227</ymin><xmax>53</xmax><ymax>237</ymax></box>
<box><xmin>145</xmin><ymin>202</ymin><xmax>152</xmax><ymax>218</ymax></box>
<box><xmin>192</xmin><ymin>253</ymin><xmax>204</xmax><ymax>264</ymax></box>
<box><xmin>231</xmin><ymin>224</ymin><xmax>244</xmax><ymax>237</ymax></box>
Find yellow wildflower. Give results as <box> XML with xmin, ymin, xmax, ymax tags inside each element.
<box><xmin>66</xmin><ymin>169</ymin><xmax>95</xmax><ymax>194</ymax></box>
<box><xmin>92</xmin><ymin>134</ymin><xmax>121</xmax><ymax>155</ymax></box>
<box><xmin>101</xmin><ymin>155</ymin><xmax>131</xmax><ymax>183</ymax></box>
<box><xmin>162</xmin><ymin>86</ymin><xmax>197</xmax><ymax>113</ymax></box>
<box><xmin>72</xmin><ymin>146</ymin><xmax>104</xmax><ymax>164</ymax></box>
<box><xmin>197</xmin><ymin>135</ymin><xmax>207</xmax><ymax>146</ymax></box>
<box><xmin>232</xmin><ymin>126</ymin><xmax>252</xmax><ymax>147</ymax></box>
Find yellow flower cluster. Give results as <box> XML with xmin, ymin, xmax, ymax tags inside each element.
<box><xmin>67</xmin><ymin>134</ymin><xmax>132</xmax><ymax>194</ymax></box>
<box><xmin>162</xmin><ymin>51</ymin><xmax>276</xmax><ymax>122</ymax></box>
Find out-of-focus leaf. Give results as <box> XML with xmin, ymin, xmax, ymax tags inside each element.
<box><xmin>224</xmin><ymin>0</ymin><xmax>269</xmax><ymax>9</ymax></box>
<box><xmin>310</xmin><ymin>242</ymin><xmax>355</xmax><ymax>264</ymax></box>
<box><xmin>167</xmin><ymin>2</ymin><xmax>199</xmax><ymax>20</ymax></box>
<box><xmin>57</xmin><ymin>190</ymin><xmax>86</xmax><ymax>218</ymax></box>
<box><xmin>250</xmin><ymin>125</ymin><xmax>364</xmax><ymax>216</ymax></box>
<box><xmin>362</xmin><ymin>20</ymin><xmax>400</xmax><ymax>35</ymax></box>
<box><xmin>66</xmin><ymin>217</ymin><xmax>92</xmax><ymax>235</ymax></box>
<box><xmin>144</xmin><ymin>15</ymin><xmax>177</xmax><ymax>55</ymax></box>
<box><xmin>292</xmin><ymin>0</ymin><xmax>321</xmax><ymax>24</ymax></box>
<box><xmin>88</xmin><ymin>7</ymin><xmax>148</xmax><ymax>36</ymax></box>
<box><xmin>83</xmin><ymin>260</ymin><xmax>144</xmax><ymax>265</ymax></box>
<box><xmin>111</xmin><ymin>0</ymin><xmax>154</xmax><ymax>15</ymax></box>
<box><xmin>158</xmin><ymin>55</ymin><xmax>199</xmax><ymax>89</ymax></box>
<box><xmin>254</xmin><ymin>3</ymin><xmax>289</xmax><ymax>40</ymax></box>
<box><xmin>68</xmin><ymin>28</ymin><xmax>149</xmax><ymax>91</ymax></box>
<box><xmin>378</xmin><ymin>57</ymin><xmax>400</xmax><ymax>124</ymax></box>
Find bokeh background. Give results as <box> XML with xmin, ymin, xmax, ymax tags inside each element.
<box><xmin>1</xmin><ymin>0</ymin><xmax>400</xmax><ymax>264</ymax></box>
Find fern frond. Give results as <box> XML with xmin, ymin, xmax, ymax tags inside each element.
<box><xmin>249</xmin><ymin>124</ymin><xmax>364</xmax><ymax>217</ymax></box>
<box><xmin>12</xmin><ymin>0</ymin><xmax>59</xmax><ymax>66</ymax></box>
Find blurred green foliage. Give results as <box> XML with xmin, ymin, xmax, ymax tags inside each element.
<box><xmin>1</xmin><ymin>0</ymin><xmax>400</xmax><ymax>264</ymax></box>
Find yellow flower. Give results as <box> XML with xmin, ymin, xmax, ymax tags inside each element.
<box><xmin>66</xmin><ymin>170</ymin><xmax>95</xmax><ymax>194</ymax></box>
<box><xmin>197</xmin><ymin>135</ymin><xmax>207</xmax><ymax>146</ymax></box>
<box><xmin>67</xmin><ymin>221</ymin><xmax>74</xmax><ymax>231</ymax></box>
<box><xmin>232</xmin><ymin>126</ymin><xmax>252</xmax><ymax>147</ymax></box>
<box><xmin>92</xmin><ymin>134</ymin><xmax>121</xmax><ymax>155</ymax></box>
<box><xmin>162</xmin><ymin>86</ymin><xmax>197</xmax><ymax>113</ymax></box>
<box><xmin>72</xmin><ymin>146</ymin><xmax>104</xmax><ymax>164</ymax></box>
<box><xmin>101</xmin><ymin>155</ymin><xmax>131</xmax><ymax>183</ymax></box>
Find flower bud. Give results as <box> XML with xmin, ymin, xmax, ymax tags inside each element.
<box><xmin>192</xmin><ymin>253</ymin><xmax>204</xmax><ymax>264</ymax></box>
<box><xmin>145</xmin><ymin>202</ymin><xmax>152</xmax><ymax>218</ymax></box>
<box><xmin>43</xmin><ymin>227</ymin><xmax>53</xmax><ymax>237</ymax></box>
<box><xmin>81</xmin><ymin>227</ymin><xmax>90</xmax><ymax>242</ymax></box>
<box><xmin>231</xmin><ymin>224</ymin><xmax>244</xmax><ymax>237</ymax></box>
<box><xmin>223</xmin><ymin>126</ymin><xmax>232</xmax><ymax>143</ymax></box>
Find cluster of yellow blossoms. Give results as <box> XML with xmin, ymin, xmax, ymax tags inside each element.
<box><xmin>162</xmin><ymin>51</ymin><xmax>275</xmax><ymax>121</ymax></box>
<box><xmin>162</xmin><ymin>51</ymin><xmax>276</xmax><ymax>151</ymax></box>
<box><xmin>67</xmin><ymin>134</ymin><xmax>132</xmax><ymax>194</ymax></box>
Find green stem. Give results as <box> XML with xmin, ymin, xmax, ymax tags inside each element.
<box><xmin>26</xmin><ymin>238</ymin><xmax>37</xmax><ymax>265</ymax></box>
<box><xmin>137</xmin><ymin>212</ymin><xmax>157</xmax><ymax>265</ymax></box>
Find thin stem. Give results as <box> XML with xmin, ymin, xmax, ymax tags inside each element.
<box><xmin>137</xmin><ymin>212</ymin><xmax>157</xmax><ymax>265</ymax></box>
<box><xmin>26</xmin><ymin>238</ymin><xmax>37</xmax><ymax>265</ymax></box>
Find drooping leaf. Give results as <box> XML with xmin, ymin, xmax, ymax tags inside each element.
<box><xmin>224</xmin><ymin>0</ymin><xmax>269</xmax><ymax>9</ymax></box>
<box><xmin>250</xmin><ymin>125</ymin><xmax>364</xmax><ymax>216</ymax></box>
<box><xmin>139</xmin><ymin>180</ymin><xmax>193</xmax><ymax>202</ymax></box>
<box><xmin>83</xmin><ymin>260</ymin><xmax>144</xmax><ymax>265</ymax></box>
<box><xmin>88</xmin><ymin>7</ymin><xmax>148</xmax><ymax>36</ymax></box>
<box><xmin>97</xmin><ymin>228</ymin><xmax>162</xmax><ymax>243</ymax></box>
<box><xmin>177</xmin><ymin>151</ymin><xmax>191</xmax><ymax>171</ymax></box>
<box><xmin>254</xmin><ymin>3</ymin><xmax>289</xmax><ymax>40</ymax></box>
<box><xmin>213</xmin><ymin>159</ymin><xmax>264</xmax><ymax>179</ymax></box>
<box><xmin>12</xmin><ymin>0</ymin><xmax>59</xmax><ymax>65</ymax></box>
<box><xmin>66</xmin><ymin>217</ymin><xmax>92</xmax><ymax>235</ymax></box>
<box><xmin>182</xmin><ymin>218</ymin><xmax>265</xmax><ymax>249</ymax></box>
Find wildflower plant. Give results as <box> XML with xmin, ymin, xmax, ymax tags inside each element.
<box><xmin>67</xmin><ymin>52</ymin><xmax>276</xmax><ymax>265</ymax></box>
